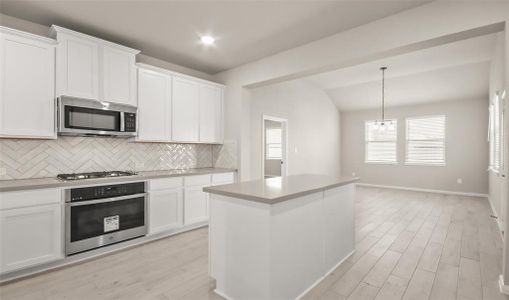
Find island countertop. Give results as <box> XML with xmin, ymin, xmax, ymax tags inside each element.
<box><xmin>203</xmin><ymin>174</ymin><xmax>359</xmax><ymax>204</ymax></box>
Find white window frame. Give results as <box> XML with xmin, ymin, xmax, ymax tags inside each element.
<box><xmin>364</xmin><ymin>119</ymin><xmax>398</xmax><ymax>165</ymax></box>
<box><xmin>405</xmin><ymin>115</ymin><xmax>446</xmax><ymax>166</ymax></box>
<box><xmin>489</xmin><ymin>91</ymin><xmax>505</xmax><ymax>174</ymax></box>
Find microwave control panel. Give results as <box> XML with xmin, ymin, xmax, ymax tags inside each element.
<box><xmin>124</xmin><ymin>113</ymin><xmax>136</xmax><ymax>132</ymax></box>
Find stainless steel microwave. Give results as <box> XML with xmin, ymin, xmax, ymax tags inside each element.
<box><xmin>57</xmin><ymin>96</ymin><xmax>137</xmax><ymax>137</ymax></box>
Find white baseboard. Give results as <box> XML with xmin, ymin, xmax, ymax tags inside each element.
<box><xmin>488</xmin><ymin>196</ymin><xmax>505</xmax><ymax>240</ymax></box>
<box><xmin>356</xmin><ymin>183</ymin><xmax>488</xmax><ymax>198</ymax></box>
<box><xmin>499</xmin><ymin>275</ymin><xmax>509</xmax><ymax>295</ymax></box>
<box><xmin>296</xmin><ymin>249</ymin><xmax>356</xmax><ymax>300</ymax></box>
<box><xmin>214</xmin><ymin>288</ymin><xmax>233</xmax><ymax>300</ymax></box>
<box><xmin>214</xmin><ymin>250</ymin><xmax>356</xmax><ymax>300</ymax></box>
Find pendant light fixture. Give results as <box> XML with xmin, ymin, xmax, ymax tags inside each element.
<box><xmin>373</xmin><ymin>67</ymin><xmax>394</xmax><ymax>131</ymax></box>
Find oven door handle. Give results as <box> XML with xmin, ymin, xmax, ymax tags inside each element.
<box><xmin>67</xmin><ymin>193</ymin><xmax>147</xmax><ymax>206</ymax></box>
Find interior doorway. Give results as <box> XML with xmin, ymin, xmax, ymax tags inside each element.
<box><xmin>262</xmin><ymin>115</ymin><xmax>287</xmax><ymax>179</ymax></box>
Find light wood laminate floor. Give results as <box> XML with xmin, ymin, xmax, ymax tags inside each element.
<box><xmin>1</xmin><ymin>187</ymin><xmax>507</xmax><ymax>300</ymax></box>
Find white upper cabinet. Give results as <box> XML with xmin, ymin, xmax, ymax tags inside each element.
<box><xmin>136</xmin><ymin>64</ymin><xmax>224</xmax><ymax>144</ymax></box>
<box><xmin>54</xmin><ymin>31</ymin><xmax>99</xmax><ymax>99</ymax></box>
<box><xmin>50</xmin><ymin>26</ymin><xmax>139</xmax><ymax>105</ymax></box>
<box><xmin>172</xmin><ymin>77</ymin><xmax>200</xmax><ymax>142</ymax></box>
<box><xmin>0</xmin><ymin>27</ymin><xmax>56</xmax><ymax>138</ymax></box>
<box><xmin>101</xmin><ymin>45</ymin><xmax>137</xmax><ymax>106</ymax></box>
<box><xmin>199</xmin><ymin>84</ymin><xmax>223</xmax><ymax>143</ymax></box>
<box><xmin>137</xmin><ymin>66</ymin><xmax>172</xmax><ymax>141</ymax></box>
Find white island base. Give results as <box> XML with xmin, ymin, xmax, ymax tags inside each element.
<box><xmin>207</xmin><ymin>178</ymin><xmax>355</xmax><ymax>300</ymax></box>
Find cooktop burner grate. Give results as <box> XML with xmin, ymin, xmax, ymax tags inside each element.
<box><xmin>57</xmin><ymin>171</ymin><xmax>137</xmax><ymax>181</ymax></box>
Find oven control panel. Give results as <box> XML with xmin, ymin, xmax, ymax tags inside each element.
<box><xmin>68</xmin><ymin>182</ymin><xmax>145</xmax><ymax>202</ymax></box>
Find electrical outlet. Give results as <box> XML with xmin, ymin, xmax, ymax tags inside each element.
<box><xmin>352</xmin><ymin>172</ymin><xmax>356</xmax><ymax>177</ymax></box>
<box><xmin>294</xmin><ymin>147</ymin><xmax>298</xmax><ymax>153</ymax></box>
<box><xmin>457</xmin><ymin>178</ymin><xmax>463</xmax><ymax>184</ymax></box>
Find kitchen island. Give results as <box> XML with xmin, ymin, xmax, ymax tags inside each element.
<box><xmin>204</xmin><ymin>174</ymin><xmax>358</xmax><ymax>300</ymax></box>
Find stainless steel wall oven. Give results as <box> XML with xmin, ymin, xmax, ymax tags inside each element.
<box><xmin>65</xmin><ymin>182</ymin><xmax>147</xmax><ymax>255</ymax></box>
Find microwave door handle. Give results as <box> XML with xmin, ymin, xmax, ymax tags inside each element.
<box><xmin>120</xmin><ymin>112</ymin><xmax>125</xmax><ymax>132</ymax></box>
<box><xmin>68</xmin><ymin>193</ymin><xmax>147</xmax><ymax>206</ymax></box>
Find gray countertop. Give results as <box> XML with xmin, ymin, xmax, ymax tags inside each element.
<box><xmin>0</xmin><ymin>168</ymin><xmax>237</xmax><ymax>192</ymax></box>
<box><xmin>203</xmin><ymin>174</ymin><xmax>359</xmax><ymax>204</ymax></box>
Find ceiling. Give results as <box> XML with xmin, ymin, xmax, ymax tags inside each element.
<box><xmin>0</xmin><ymin>0</ymin><xmax>430</xmax><ymax>74</ymax></box>
<box><xmin>304</xmin><ymin>33</ymin><xmax>498</xmax><ymax>111</ymax></box>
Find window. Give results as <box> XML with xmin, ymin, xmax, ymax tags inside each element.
<box><xmin>365</xmin><ymin>120</ymin><xmax>397</xmax><ymax>163</ymax></box>
<box><xmin>405</xmin><ymin>115</ymin><xmax>446</xmax><ymax>165</ymax></box>
<box><xmin>489</xmin><ymin>92</ymin><xmax>505</xmax><ymax>172</ymax></box>
<box><xmin>266</xmin><ymin>128</ymin><xmax>282</xmax><ymax>159</ymax></box>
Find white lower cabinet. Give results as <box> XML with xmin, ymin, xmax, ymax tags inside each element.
<box><xmin>211</xmin><ymin>172</ymin><xmax>235</xmax><ymax>186</ymax></box>
<box><xmin>0</xmin><ymin>203</ymin><xmax>62</xmax><ymax>274</ymax></box>
<box><xmin>148</xmin><ymin>173</ymin><xmax>235</xmax><ymax>230</ymax></box>
<box><xmin>184</xmin><ymin>174</ymin><xmax>212</xmax><ymax>225</ymax></box>
<box><xmin>148</xmin><ymin>188</ymin><xmax>183</xmax><ymax>235</ymax></box>
<box><xmin>184</xmin><ymin>186</ymin><xmax>209</xmax><ymax>225</ymax></box>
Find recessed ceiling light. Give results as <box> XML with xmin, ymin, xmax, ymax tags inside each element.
<box><xmin>200</xmin><ymin>36</ymin><xmax>215</xmax><ymax>45</ymax></box>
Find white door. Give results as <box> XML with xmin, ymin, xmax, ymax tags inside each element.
<box><xmin>263</xmin><ymin>117</ymin><xmax>287</xmax><ymax>179</ymax></box>
<box><xmin>148</xmin><ymin>188</ymin><xmax>183</xmax><ymax>235</ymax></box>
<box><xmin>137</xmin><ymin>68</ymin><xmax>171</xmax><ymax>141</ymax></box>
<box><xmin>184</xmin><ymin>186</ymin><xmax>209</xmax><ymax>225</ymax></box>
<box><xmin>172</xmin><ymin>77</ymin><xmax>199</xmax><ymax>142</ymax></box>
<box><xmin>101</xmin><ymin>45</ymin><xmax>136</xmax><ymax>105</ymax></box>
<box><xmin>0</xmin><ymin>204</ymin><xmax>62</xmax><ymax>273</ymax></box>
<box><xmin>0</xmin><ymin>32</ymin><xmax>55</xmax><ymax>138</ymax></box>
<box><xmin>199</xmin><ymin>84</ymin><xmax>223</xmax><ymax>143</ymax></box>
<box><xmin>56</xmin><ymin>33</ymin><xmax>99</xmax><ymax>99</ymax></box>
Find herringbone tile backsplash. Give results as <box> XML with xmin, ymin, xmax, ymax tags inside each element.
<box><xmin>0</xmin><ymin>137</ymin><xmax>237</xmax><ymax>180</ymax></box>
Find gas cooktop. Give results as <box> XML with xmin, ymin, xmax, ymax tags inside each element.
<box><xmin>57</xmin><ymin>171</ymin><xmax>138</xmax><ymax>181</ymax></box>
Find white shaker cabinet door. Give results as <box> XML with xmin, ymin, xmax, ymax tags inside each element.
<box><xmin>101</xmin><ymin>45</ymin><xmax>137</xmax><ymax>106</ymax></box>
<box><xmin>148</xmin><ymin>188</ymin><xmax>183</xmax><ymax>235</ymax></box>
<box><xmin>171</xmin><ymin>77</ymin><xmax>200</xmax><ymax>142</ymax></box>
<box><xmin>199</xmin><ymin>84</ymin><xmax>223</xmax><ymax>143</ymax></box>
<box><xmin>55</xmin><ymin>33</ymin><xmax>99</xmax><ymax>99</ymax></box>
<box><xmin>0</xmin><ymin>31</ymin><xmax>56</xmax><ymax>138</ymax></box>
<box><xmin>0</xmin><ymin>204</ymin><xmax>63</xmax><ymax>274</ymax></box>
<box><xmin>184</xmin><ymin>186</ymin><xmax>209</xmax><ymax>225</ymax></box>
<box><xmin>137</xmin><ymin>68</ymin><xmax>171</xmax><ymax>141</ymax></box>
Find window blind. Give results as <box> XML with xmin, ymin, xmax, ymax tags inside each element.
<box><xmin>494</xmin><ymin>99</ymin><xmax>501</xmax><ymax>169</ymax></box>
<box><xmin>266</xmin><ymin>128</ymin><xmax>282</xmax><ymax>159</ymax></box>
<box><xmin>490</xmin><ymin>94</ymin><xmax>505</xmax><ymax>171</ymax></box>
<box><xmin>365</xmin><ymin>120</ymin><xmax>397</xmax><ymax>163</ymax></box>
<box><xmin>489</xmin><ymin>104</ymin><xmax>494</xmax><ymax>167</ymax></box>
<box><xmin>406</xmin><ymin>115</ymin><xmax>445</xmax><ymax>165</ymax></box>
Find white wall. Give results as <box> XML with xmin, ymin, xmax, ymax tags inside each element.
<box><xmin>341</xmin><ymin>98</ymin><xmax>489</xmax><ymax>195</ymax></box>
<box><xmin>249</xmin><ymin>80</ymin><xmax>341</xmax><ymax>180</ymax></box>
<box><xmin>213</xmin><ymin>1</ymin><xmax>509</xmax><ymax>181</ymax></box>
<box><xmin>489</xmin><ymin>32</ymin><xmax>507</xmax><ymax>230</ymax></box>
